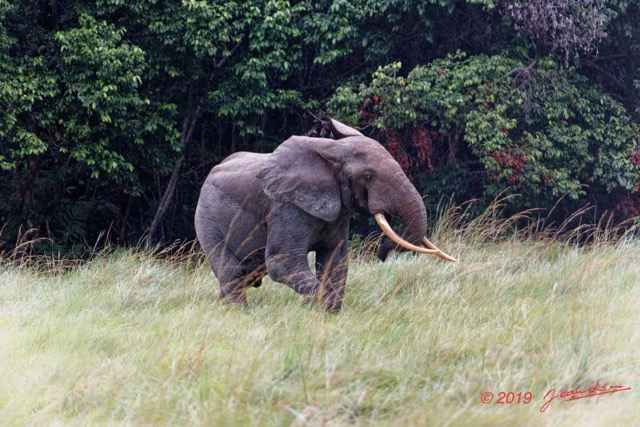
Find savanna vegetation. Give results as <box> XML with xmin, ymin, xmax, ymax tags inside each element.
<box><xmin>2</xmin><ymin>0</ymin><xmax>640</xmax><ymax>254</ymax></box>
<box><xmin>1</xmin><ymin>207</ymin><xmax>638</xmax><ymax>425</ymax></box>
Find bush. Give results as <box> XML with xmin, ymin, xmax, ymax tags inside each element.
<box><xmin>328</xmin><ymin>52</ymin><xmax>640</xmax><ymax>219</ymax></box>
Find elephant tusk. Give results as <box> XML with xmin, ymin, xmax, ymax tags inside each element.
<box><xmin>374</xmin><ymin>213</ymin><xmax>458</xmax><ymax>262</ymax></box>
<box><xmin>422</xmin><ymin>237</ymin><xmax>458</xmax><ymax>262</ymax></box>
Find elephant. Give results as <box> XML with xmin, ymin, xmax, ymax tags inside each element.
<box><xmin>194</xmin><ymin>119</ymin><xmax>456</xmax><ymax>312</ymax></box>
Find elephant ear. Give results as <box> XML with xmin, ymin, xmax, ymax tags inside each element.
<box><xmin>258</xmin><ymin>136</ymin><xmax>342</xmax><ymax>222</ymax></box>
<box><xmin>329</xmin><ymin>119</ymin><xmax>364</xmax><ymax>139</ymax></box>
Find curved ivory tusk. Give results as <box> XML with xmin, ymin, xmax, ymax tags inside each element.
<box><xmin>374</xmin><ymin>213</ymin><xmax>458</xmax><ymax>262</ymax></box>
<box><xmin>422</xmin><ymin>237</ymin><xmax>458</xmax><ymax>262</ymax></box>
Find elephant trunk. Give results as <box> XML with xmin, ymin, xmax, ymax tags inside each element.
<box><xmin>375</xmin><ymin>175</ymin><xmax>457</xmax><ymax>262</ymax></box>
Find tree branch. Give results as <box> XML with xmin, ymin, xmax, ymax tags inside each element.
<box><xmin>145</xmin><ymin>101</ymin><xmax>202</xmax><ymax>250</ymax></box>
<box><xmin>580</xmin><ymin>60</ymin><xmax>628</xmax><ymax>93</ymax></box>
<box><xmin>213</xmin><ymin>39</ymin><xmax>244</xmax><ymax>70</ymax></box>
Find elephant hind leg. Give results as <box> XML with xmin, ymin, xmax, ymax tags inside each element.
<box><xmin>202</xmin><ymin>241</ymin><xmax>251</xmax><ymax>305</ymax></box>
<box><xmin>219</xmin><ymin>266</ymin><xmax>267</xmax><ymax>305</ymax></box>
<box><xmin>247</xmin><ymin>266</ymin><xmax>268</xmax><ymax>288</ymax></box>
<box><xmin>217</xmin><ymin>256</ymin><xmax>268</xmax><ymax>306</ymax></box>
<box><xmin>219</xmin><ymin>279</ymin><xmax>248</xmax><ymax>305</ymax></box>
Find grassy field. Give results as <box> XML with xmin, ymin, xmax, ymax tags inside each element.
<box><xmin>1</xmin><ymin>226</ymin><xmax>639</xmax><ymax>425</ymax></box>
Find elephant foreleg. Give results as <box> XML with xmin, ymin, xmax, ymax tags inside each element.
<box><xmin>315</xmin><ymin>241</ymin><xmax>348</xmax><ymax>312</ymax></box>
<box><xmin>265</xmin><ymin>252</ymin><xmax>319</xmax><ymax>296</ymax></box>
<box><xmin>265</xmin><ymin>205</ymin><xmax>322</xmax><ymax>297</ymax></box>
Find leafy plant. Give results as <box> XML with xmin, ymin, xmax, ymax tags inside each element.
<box><xmin>329</xmin><ymin>52</ymin><xmax>640</xmax><ymax>215</ymax></box>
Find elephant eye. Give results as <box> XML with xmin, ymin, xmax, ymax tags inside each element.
<box><xmin>364</xmin><ymin>172</ymin><xmax>373</xmax><ymax>183</ymax></box>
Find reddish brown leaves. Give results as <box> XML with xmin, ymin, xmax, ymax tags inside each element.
<box><xmin>411</xmin><ymin>127</ymin><xmax>436</xmax><ymax>171</ymax></box>
<box><xmin>384</xmin><ymin>127</ymin><xmax>439</xmax><ymax>177</ymax></box>
<box><xmin>386</xmin><ymin>129</ymin><xmax>411</xmax><ymax>173</ymax></box>
<box><xmin>487</xmin><ymin>148</ymin><xmax>529</xmax><ymax>184</ymax></box>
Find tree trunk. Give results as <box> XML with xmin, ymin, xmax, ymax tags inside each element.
<box><xmin>145</xmin><ymin>105</ymin><xmax>201</xmax><ymax>250</ymax></box>
<box><xmin>143</xmin><ymin>39</ymin><xmax>243</xmax><ymax>250</ymax></box>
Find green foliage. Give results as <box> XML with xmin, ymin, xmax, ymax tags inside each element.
<box><xmin>54</xmin><ymin>15</ymin><xmax>150</xmax><ymax>180</ymax></box>
<box><xmin>2</xmin><ymin>0</ymin><xmax>640</xmax><ymax>253</ymax></box>
<box><xmin>110</xmin><ymin>0</ymin><xmax>309</xmax><ymax>136</ymax></box>
<box><xmin>0</xmin><ymin>2</ymin><xmax>57</xmax><ymax>169</ymax></box>
<box><xmin>329</xmin><ymin>52</ymin><xmax>640</xmax><ymax>212</ymax></box>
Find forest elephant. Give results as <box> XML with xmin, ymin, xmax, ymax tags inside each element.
<box><xmin>195</xmin><ymin>119</ymin><xmax>457</xmax><ymax>312</ymax></box>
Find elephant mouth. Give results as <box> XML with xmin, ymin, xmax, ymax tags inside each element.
<box><xmin>374</xmin><ymin>213</ymin><xmax>458</xmax><ymax>262</ymax></box>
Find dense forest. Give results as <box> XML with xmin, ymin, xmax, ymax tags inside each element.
<box><xmin>2</xmin><ymin>0</ymin><xmax>640</xmax><ymax>255</ymax></box>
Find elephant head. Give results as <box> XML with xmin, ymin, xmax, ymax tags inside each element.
<box><xmin>259</xmin><ymin>119</ymin><xmax>457</xmax><ymax>263</ymax></box>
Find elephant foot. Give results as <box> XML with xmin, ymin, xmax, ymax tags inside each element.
<box><xmin>297</xmin><ymin>289</ymin><xmax>343</xmax><ymax>313</ymax></box>
<box><xmin>219</xmin><ymin>284</ymin><xmax>248</xmax><ymax>306</ymax></box>
<box><xmin>299</xmin><ymin>293</ymin><xmax>317</xmax><ymax>306</ymax></box>
<box><xmin>321</xmin><ymin>294</ymin><xmax>343</xmax><ymax>313</ymax></box>
<box><xmin>292</xmin><ymin>281</ymin><xmax>318</xmax><ymax>296</ymax></box>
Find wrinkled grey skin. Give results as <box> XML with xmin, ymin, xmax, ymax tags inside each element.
<box><xmin>195</xmin><ymin>120</ymin><xmax>428</xmax><ymax>312</ymax></box>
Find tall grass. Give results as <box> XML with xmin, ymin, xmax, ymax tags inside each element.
<box><xmin>1</xmin><ymin>201</ymin><xmax>638</xmax><ymax>426</ymax></box>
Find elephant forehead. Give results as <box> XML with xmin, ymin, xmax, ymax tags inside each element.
<box><xmin>346</xmin><ymin>150</ymin><xmax>403</xmax><ymax>171</ymax></box>
<box><xmin>341</xmin><ymin>137</ymin><xmax>396</xmax><ymax>158</ymax></box>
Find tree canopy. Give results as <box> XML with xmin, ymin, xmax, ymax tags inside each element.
<box><xmin>2</xmin><ymin>0</ymin><xmax>640</xmax><ymax>254</ymax></box>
